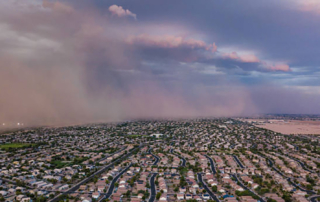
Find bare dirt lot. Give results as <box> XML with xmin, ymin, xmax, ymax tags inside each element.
<box><xmin>254</xmin><ymin>120</ymin><xmax>320</xmax><ymax>135</ymax></box>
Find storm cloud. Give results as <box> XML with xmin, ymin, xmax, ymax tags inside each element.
<box><xmin>0</xmin><ymin>0</ymin><xmax>319</xmax><ymax>127</ymax></box>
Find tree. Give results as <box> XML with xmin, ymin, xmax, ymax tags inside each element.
<box><xmin>35</xmin><ymin>196</ymin><xmax>47</xmax><ymax>202</ymax></box>
<box><xmin>306</xmin><ymin>184</ymin><xmax>313</xmax><ymax>190</ymax></box>
<box><xmin>93</xmin><ymin>176</ymin><xmax>98</xmax><ymax>184</ymax></box>
<box><xmin>156</xmin><ymin>192</ymin><xmax>161</xmax><ymax>200</ymax></box>
<box><xmin>212</xmin><ymin>186</ymin><xmax>217</xmax><ymax>192</ymax></box>
<box><xmin>174</xmin><ymin>187</ymin><xmax>179</xmax><ymax>192</ymax></box>
<box><xmin>282</xmin><ymin>193</ymin><xmax>291</xmax><ymax>202</ymax></box>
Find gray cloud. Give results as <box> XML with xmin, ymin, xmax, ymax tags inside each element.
<box><xmin>0</xmin><ymin>1</ymin><xmax>259</xmax><ymax>127</ymax></box>
<box><xmin>1</xmin><ymin>0</ymin><xmax>320</xmax><ymax>127</ymax></box>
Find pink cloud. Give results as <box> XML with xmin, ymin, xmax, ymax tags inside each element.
<box><xmin>108</xmin><ymin>5</ymin><xmax>137</xmax><ymax>20</ymax></box>
<box><xmin>259</xmin><ymin>61</ymin><xmax>291</xmax><ymax>71</ymax></box>
<box><xmin>222</xmin><ymin>51</ymin><xmax>290</xmax><ymax>72</ymax></box>
<box><xmin>294</xmin><ymin>0</ymin><xmax>320</xmax><ymax>14</ymax></box>
<box><xmin>222</xmin><ymin>52</ymin><xmax>260</xmax><ymax>63</ymax></box>
<box><xmin>127</xmin><ymin>34</ymin><xmax>217</xmax><ymax>52</ymax></box>
<box><xmin>264</xmin><ymin>63</ymin><xmax>291</xmax><ymax>71</ymax></box>
<box><xmin>42</xmin><ymin>0</ymin><xmax>74</xmax><ymax>14</ymax></box>
<box><xmin>0</xmin><ymin>0</ymin><xmax>298</xmax><ymax>127</ymax></box>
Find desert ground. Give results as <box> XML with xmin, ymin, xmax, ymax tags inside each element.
<box><xmin>251</xmin><ymin>120</ymin><xmax>320</xmax><ymax>135</ymax></box>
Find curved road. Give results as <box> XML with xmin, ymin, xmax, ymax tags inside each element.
<box><xmin>49</xmin><ymin>145</ymin><xmax>143</xmax><ymax>202</ymax></box>
<box><xmin>97</xmin><ymin>146</ymin><xmax>126</xmax><ymax>163</ymax></box>
<box><xmin>288</xmin><ymin>156</ymin><xmax>314</xmax><ymax>173</ymax></box>
<box><xmin>148</xmin><ymin>173</ymin><xmax>158</xmax><ymax>202</ymax></box>
<box><xmin>205</xmin><ymin>155</ymin><xmax>217</xmax><ymax>174</ymax></box>
<box><xmin>197</xmin><ymin>173</ymin><xmax>220</xmax><ymax>202</ymax></box>
<box><xmin>99</xmin><ymin>164</ymin><xmax>132</xmax><ymax>201</ymax></box>
<box><xmin>231</xmin><ymin>174</ymin><xmax>266</xmax><ymax>202</ymax></box>
<box><xmin>148</xmin><ymin>148</ymin><xmax>160</xmax><ymax>165</ymax></box>
<box><xmin>267</xmin><ymin>158</ymin><xmax>316</xmax><ymax>195</ymax></box>
<box><xmin>288</xmin><ymin>178</ymin><xmax>316</xmax><ymax>195</ymax></box>
<box><xmin>233</xmin><ymin>155</ymin><xmax>245</xmax><ymax>169</ymax></box>
<box><xmin>170</xmin><ymin>148</ymin><xmax>186</xmax><ymax>167</ymax></box>
<box><xmin>309</xmin><ymin>195</ymin><xmax>320</xmax><ymax>202</ymax></box>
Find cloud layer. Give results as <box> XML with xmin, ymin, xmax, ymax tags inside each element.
<box><xmin>109</xmin><ymin>5</ymin><xmax>136</xmax><ymax>19</ymax></box>
<box><xmin>0</xmin><ymin>0</ymin><xmax>319</xmax><ymax>127</ymax></box>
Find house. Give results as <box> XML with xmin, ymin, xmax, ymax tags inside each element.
<box><xmin>150</xmin><ymin>133</ymin><xmax>163</xmax><ymax>138</ymax></box>
<box><xmin>21</xmin><ymin>197</ymin><xmax>31</xmax><ymax>202</ymax></box>
<box><xmin>0</xmin><ymin>191</ymin><xmax>8</xmax><ymax>196</ymax></box>
<box><xmin>202</xmin><ymin>193</ymin><xmax>210</xmax><ymax>200</ymax></box>
<box><xmin>137</xmin><ymin>193</ymin><xmax>144</xmax><ymax>199</ymax></box>
<box><xmin>97</xmin><ymin>185</ymin><xmax>105</xmax><ymax>192</ymax></box>
<box><xmin>179</xmin><ymin>187</ymin><xmax>186</xmax><ymax>193</ymax></box>
<box><xmin>240</xmin><ymin>196</ymin><xmax>257</xmax><ymax>202</ymax></box>
<box><xmin>177</xmin><ymin>193</ymin><xmax>185</xmax><ymax>200</ymax></box>
<box><xmin>130</xmin><ymin>198</ymin><xmax>142</xmax><ymax>202</ymax></box>
<box><xmin>59</xmin><ymin>184</ymin><xmax>69</xmax><ymax>191</ymax></box>
<box><xmin>186</xmin><ymin>194</ymin><xmax>193</xmax><ymax>200</ymax></box>
<box><xmin>159</xmin><ymin>194</ymin><xmax>168</xmax><ymax>202</ymax></box>
<box><xmin>194</xmin><ymin>195</ymin><xmax>202</xmax><ymax>201</ymax></box>
<box><xmin>82</xmin><ymin>197</ymin><xmax>91</xmax><ymax>202</ymax></box>
<box><xmin>252</xmin><ymin>183</ymin><xmax>259</xmax><ymax>189</ymax></box>
<box><xmin>92</xmin><ymin>192</ymin><xmax>100</xmax><ymax>199</ymax></box>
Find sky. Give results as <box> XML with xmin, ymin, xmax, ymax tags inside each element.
<box><xmin>0</xmin><ymin>0</ymin><xmax>320</xmax><ymax>126</ymax></box>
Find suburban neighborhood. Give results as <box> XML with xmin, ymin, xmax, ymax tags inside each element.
<box><xmin>0</xmin><ymin>119</ymin><xmax>320</xmax><ymax>202</ymax></box>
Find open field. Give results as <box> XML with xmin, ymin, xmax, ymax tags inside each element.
<box><xmin>248</xmin><ymin>119</ymin><xmax>320</xmax><ymax>135</ymax></box>
<box><xmin>0</xmin><ymin>143</ymin><xmax>35</xmax><ymax>149</ymax></box>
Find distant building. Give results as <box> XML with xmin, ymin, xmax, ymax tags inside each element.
<box><xmin>150</xmin><ymin>133</ymin><xmax>163</xmax><ymax>138</ymax></box>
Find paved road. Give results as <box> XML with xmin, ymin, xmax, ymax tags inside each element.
<box><xmin>309</xmin><ymin>195</ymin><xmax>320</xmax><ymax>202</ymax></box>
<box><xmin>267</xmin><ymin>158</ymin><xmax>316</xmax><ymax>195</ymax></box>
<box><xmin>268</xmin><ymin>159</ymin><xmax>287</xmax><ymax>178</ymax></box>
<box><xmin>287</xmin><ymin>156</ymin><xmax>314</xmax><ymax>173</ymax></box>
<box><xmin>233</xmin><ymin>155</ymin><xmax>245</xmax><ymax>168</ymax></box>
<box><xmin>231</xmin><ymin>174</ymin><xmax>266</xmax><ymax>202</ymax></box>
<box><xmin>99</xmin><ymin>164</ymin><xmax>132</xmax><ymax>201</ymax></box>
<box><xmin>287</xmin><ymin>178</ymin><xmax>316</xmax><ymax>195</ymax></box>
<box><xmin>48</xmin><ymin>145</ymin><xmax>143</xmax><ymax>202</ymax></box>
<box><xmin>37</xmin><ymin>190</ymin><xmax>112</xmax><ymax>195</ymax></box>
<box><xmin>148</xmin><ymin>148</ymin><xmax>160</xmax><ymax>165</ymax></box>
<box><xmin>197</xmin><ymin>173</ymin><xmax>220</xmax><ymax>202</ymax></box>
<box><xmin>205</xmin><ymin>155</ymin><xmax>217</xmax><ymax>174</ymax></box>
<box><xmin>170</xmin><ymin>148</ymin><xmax>186</xmax><ymax>167</ymax></box>
<box><xmin>148</xmin><ymin>173</ymin><xmax>158</xmax><ymax>202</ymax></box>
<box><xmin>97</xmin><ymin>146</ymin><xmax>126</xmax><ymax>163</ymax></box>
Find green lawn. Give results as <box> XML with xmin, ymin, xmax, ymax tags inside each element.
<box><xmin>179</xmin><ymin>167</ymin><xmax>188</xmax><ymax>175</ymax></box>
<box><xmin>0</xmin><ymin>143</ymin><xmax>35</xmax><ymax>149</ymax></box>
<box><xmin>127</xmin><ymin>135</ymin><xmax>142</xmax><ymax>137</ymax></box>
<box><xmin>51</xmin><ymin>160</ymin><xmax>71</xmax><ymax>168</ymax></box>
